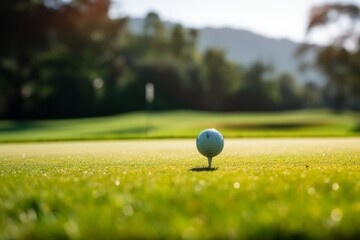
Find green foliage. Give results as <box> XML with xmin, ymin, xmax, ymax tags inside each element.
<box><xmin>316</xmin><ymin>47</ymin><xmax>360</xmax><ymax>110</ymax></box>
<box><xmin>228</xmin><ymin>62</ymin><xmax>275</xmax><ymax>111</ymax></box>
<box><xmin>276</xmin><ymin>73</ymin><xmax>302</xmax><ymax>110</ymax></box>
<box><xmin>202</xmin><ymin>49</ymin><xmax>242</xmax><ymax>110</ymax></box>
<box><xmin>303</xmin><ymin>82</ymin><xmax>324</xmax><ymax>108</ymax></box>
<box><xmin>0</xmin><ymin>0</ymin><xmax>128</xmax><ymax>118</ymax></box>
<box><xmin>303</xmin><ymin>2</ymin><xmax>360</xmax><ymax>110</ymax></box>
<box><xmin>2</xmin><ymin>1</ymin><xmax>346</xmax><ymax>119</ymax></box>
<box><xmin>1</xmin><ymin>139</ymin><xmax>360</xmax><ymax>239</ymax></box>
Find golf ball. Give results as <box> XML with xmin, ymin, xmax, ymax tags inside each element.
<box><xmin>196</xmin><ymin>128</ymin><xmax>224</xmax><ymax>158</ymax></box>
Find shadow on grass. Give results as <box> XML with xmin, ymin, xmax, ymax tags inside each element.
<box><xmin>0</xmin><ymin>121</ymin><xmax>42</xmax><ymax>132</ymax></box>
<box><xmin>218</xmin><ymin>121</ymin><xmax>329</xmax><ymax>130</ymax></box>
<box><xmin>91</xmin><ymin>126</ymin><xmax>152</xmax><ymax>135</ymax></box>
<box><xmin>352</xmin><ymin>122</ymin><xmax>360</xmax><ymax>132</ymax></box>
<box><xmin>189</xmin><ymin>167</ymin><xmax>218</xmax><ymax>172</ymax></box>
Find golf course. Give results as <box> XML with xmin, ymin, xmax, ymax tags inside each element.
<box><xmin>1</xmin><ymin>110</ymin><xmax>360</xmax><ymax>239</ymax></box>
<box><xmin>2</xmin><ymin>0</ymin><xmax>360</xmax><ymax>239</ymax></box>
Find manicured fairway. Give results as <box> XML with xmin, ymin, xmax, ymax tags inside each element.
<box><xmin>0</xmin><ymin>110</ymin><xmax>359</xmax><ymax>142</ymax></box>
<box><xmin>1</xmin><ymin>139</ymin><xmax>360</xmax><ymax>239</ymax></box>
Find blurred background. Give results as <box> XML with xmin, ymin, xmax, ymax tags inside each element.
<box><xmin>0</xmin><ymin>0</ymin><xmax>359</xmax><ymax>120</ymax></box>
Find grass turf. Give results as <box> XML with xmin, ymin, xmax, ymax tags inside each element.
<box><xmin>0</xmin><ymin>110</ymin><xmax>359</xmax><ymax>142</ymax></box>
<box><xmin>1</xmin><ymin>139</ymin><xmax>360</xmax><ymax>239</ymax></box>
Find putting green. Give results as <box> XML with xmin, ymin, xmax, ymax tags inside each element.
<box><xmin>1</xmin><ymin>139</ymin><xmax>360</xmax><ymax>239</ymax></box>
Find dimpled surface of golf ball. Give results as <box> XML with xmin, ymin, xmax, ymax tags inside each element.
<box><xmin>196</xmin><ymin>128</ymin><xmax>224</xmax><ymax>158</ymax></box>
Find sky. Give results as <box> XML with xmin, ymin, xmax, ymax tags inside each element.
<box><xmin>110</xmin><ymin>0</ymin><xmax>358</xmax><ymax>44</ymax></box>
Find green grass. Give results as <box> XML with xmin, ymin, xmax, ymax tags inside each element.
<box><xmin>0</xmin><ymin>110</ymin><xmax>359</xmax><ymax>142</ymax></box>
<box><xmin>1</xmin><ymin>139</ymin><xmax>360</xmax><ymax>239</ymax></box>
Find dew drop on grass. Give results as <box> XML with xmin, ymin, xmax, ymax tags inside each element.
<box><xmin>332</xmin><ymin>183</ymin><xmax>339</xmax><ymax>191</ymax></box>
<box><xmin>283</xmin><ymin>170</ymin><xmax>290</xmax><ymax>175</ymax></box>
<box><xmin>19</xmin><ymin>212</ymin><xmax>27</xmax><ymax>223</ymax></box>
<box><xmin>182</xmin><ymin>227</ymin><xmax>196</xmax><ymax>240</ymax></box>
<box><xmin>64</xmin><ymin>220</ymin><xmax>80</xmax><ymax>238</ymax></box>
<box><xmin>19</xmin><ymin>210</ymin><xmax>37</xmax><ymax>223</ymax></box>
<box><xmin>27</xmin><ymin>209</ymin><xmax>37</xmax><ymax>222</ymax></box>
<box><xmin>233</xmin><ymin>182</ymin><xmax>240</xmax><ymax>189</ymax></box>
<box><xmin>123</xmin><ymin>205</ymin><xmax>134</xmax><ymax>217</ymax></box>
<box><xmin>307</xmin><ymin>187</ymin><xmax>315</xmax><ymax>195</ymax></box>
<box><xmin>115</xmin><ymin>180</ymin><xmax>120</xmax><ymax>186</ymax></box>
<box><xmin>331</xmin><ymin>208</ymin><xmax>343</xmax><ymax>222</ymax></box>
<box><xmin>194</xmin><ymin>185</ymin><xmax>202</xmax><ymax>192</ymax></box>
<box><xmin>92</xmin><ymin>190</ymin><xmax>99</xmax><ymax>199</ymax></box>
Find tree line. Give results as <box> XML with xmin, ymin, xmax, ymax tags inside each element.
<box><xmin>0</xmin><ymin>0</ymin><xmax>358</xmax><ymax>119</ymax></box>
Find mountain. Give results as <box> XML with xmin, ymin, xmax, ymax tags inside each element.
<box><xmin>129</xmin><ymin>18</ymin><xmax>322</xmax><ymax>85</ymax></box>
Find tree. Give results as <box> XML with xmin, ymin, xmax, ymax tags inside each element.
<box><xmin>306</xmin><ymin>3</ymin><xmax>359</xmax><ymax>49</ymax></box>
<box><xmin>143</xmin><ymin>12</ymin><xmax>166</xmax><ymax>55</ymax></box>
<box><xmin>188</xmin><ymin>29</ymin><xmax>200</xmax><ymax>61</ymax></box>
<box><xmin>277</xmin><ymin>73</ymin><xmax>302</xmax><ymax>110</ymax></box>
<box><xmin>170</xmin><ymin>24</ymin><xmax>187</xmax><ymax>58</ymax></box>
<box><xmin>303</xmin><ymin>82</ymin><xmax>323</xmax><ymax>108</ymax></box>
<box><xmin>230</xmin><ymin>62</ymin><xmax>275</xmax><ymax>111</ymax></box>
<box><xmin>0</xmin><ymin>0</ymin><xmax>128</xmax><ymax>118</ymax></box>
<box><xmin>202</xmin><ymin>49</ymin><xmax>241</xmax><ymax>110</ymax></box>
<box><xmin>303</xmin><ymin>2</ymin><xmax>360</xmax><ymax>110</ymax></box>
<box><xmin>0</xmin><ymin>0</ymin><xmax>53</xmax><ymax>118</ymax></box>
